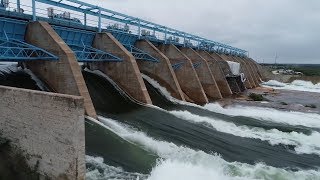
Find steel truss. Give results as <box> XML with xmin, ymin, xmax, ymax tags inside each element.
<box><xmin>123</xmin><ymin>44</ymin><xmax>159</xmax><ymax>62</ymax></box>
<box><xmin>171</xmin><ymin>62</ymin><xmax>185</xmax><ymax>70</ymax></box>
<box><xmin>68</xmin><ymin>44</ymin><xmax>122</xmax><ymax>62</ymax></box>
<box><xmin>0</xmin><ymin>38</ymin><xmax>58</xmax><ymax>61</ymax></box>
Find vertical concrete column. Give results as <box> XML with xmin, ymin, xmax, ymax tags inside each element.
<box><xmin>25</xmin><ymin>21</ymin><xmax>97</xmax><ymax>118</ymax></box>
<box><xmin>135</xmin><ymin>40</ymin><xmax>185</xmax><ymax>101</ymax></box>
<box><xmin>179</xmin><ymin>47</ymin><xmax>222</xmax><ymax>100</ymax></box>
<box><xmin>158</xmin><ymin>44</ymin><xmax>208</xmax><ymax>104</ymax></box>
<box><xmin>197</xmin><ymin>51</ymin><xmax>233</xmax><ymax>97</ymax></box>
<box><xmin>219</xmin><ymin>54</ymin><xmax>253</xmax><ymax>89</ymax></box>
<box><xmin>90</xmin><ymin>33</ymin><xmax>152</xmax><ymax>104</ymax></box>
<box><xmin>234</xmin><ymin>56</ymin><xmax>260</xmax><ymax>87</ymax></box>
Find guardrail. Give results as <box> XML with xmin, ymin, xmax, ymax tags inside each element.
<box><xmin>1</xmin><ymin>0</ymin><xmax>248</xmax><ymax>56</ymax></box>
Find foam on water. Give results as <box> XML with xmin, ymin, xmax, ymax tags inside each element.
<box><xmin>262</xmin><ymin>80</ymin><xmax>320</xmax><ymax>93</ymax></box>
<box><xmin>143</xmin><ymin>74</ymin><xmax>320</xmax><ymax>129</ymax></box>
<box><xmin>86</xmin><ymin>155</ymin><xmax>147</xmax><ymax>180</ymax></box>
<box><xmin>204</xmin><ymin>103</ymin><xmax>320</xmax><ymax>129</ymax></box>
<box><xmin>95</xmin><ymin>116</ymin><xmax>320</xmax><ymax>180</ymax></box>
<box><xmin>169</xmin><ymin>110</ymin><xmax>320</xmax><ymax>155</ymax></box>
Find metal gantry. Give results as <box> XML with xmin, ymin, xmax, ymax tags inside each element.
<box><xmin>123</xmin><ymin>44</ymin><xmax>159</xmax><ymax>62</ymax></box>
<box><xmin>29</xmin><ymin>0</ymin><xmax>247</xmax><ymax>56</ymax></box>
<box><xmin>0</xmin><ymin>38</ymin><xmax>58</xmax><ymax>61</ymax></box>
<box><xmin>68</xmin><ymin>44</ymin><xmax>122</xmax><ymax>62</ymax></box>
<box><xmin>192</xmin><ymin>62</ymin><xmax>202</xmax><ymax>69</ymax></box>
<box><xmin>171</xmin><ymin>62</ymin><xmax>185</xmax><ymax>70</ymax></box>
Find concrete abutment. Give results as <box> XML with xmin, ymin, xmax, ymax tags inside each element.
<box><xmin>0</xmin><ymin>86</ymin><xmax>85</xmax><ymax>179</ymax></box>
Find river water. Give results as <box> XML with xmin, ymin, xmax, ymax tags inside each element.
<box><xmin>1</xmin><ymin>65</ymin><xmax>320</xmax><ymax>180</ymax></box>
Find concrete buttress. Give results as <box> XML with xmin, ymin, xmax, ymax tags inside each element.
<box><xmin>179</xmin><ymin>47</ymin><xmax>222</xmax><ymax>100</ymax></box>
<box><xmin>135</xmin><ymin>40</ymin><xmax>185</xmax><ymax>101</ymax></box>
<box><xmin>233</xmin><ymin>56</ymin><xmax>260</xmax><ymax>87</ymax></box>
<box><xmin>90</xmin><ymin>33</ymin><xmax>152</xmax><ymax>104</ymax></box>
<box><xmin>219</xmin><ymin>54</ymin><xmax>253</xmax><ymax>89</ymax></box>
<box><xmin>24</xmin><ymin>21</ymin><xmax>97</xmax><ymax>118</ymax></box>
<box><xmin>158</xmin><ymin>44</ymin><xmax>208</xmax><ymax>105</ymax></box>
<box><xmin>197</xmin><ymin>50</ymin><xmax>233</xmax><ymax>97</ymax></box>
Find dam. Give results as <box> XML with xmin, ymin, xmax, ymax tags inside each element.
<box><xmin>0</xmin><ymin>0</ymin><xmax>280</xmax><ymax>179</ymax></box>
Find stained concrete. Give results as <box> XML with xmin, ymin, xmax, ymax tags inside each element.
<box><xmin>197</xmin><ymin>50</ymin><xmax>233</xmax><ymax>97</ymax></box>
<box><xmin>158</xmin><ymin>44</ymin><xmax>208</xmax><ymax>104</ymax></box>
<box><xmin>25</xmin><ymin>21</ymin><xmax>97</xmax><ymax>118</ymax></box>
<box><xmin>234</xmin><ymin>56</ymin><xmax>259</xmax><ymax>87</ymax></box>
<box><xmin>0</xmin><ymin>86</ymin><xmax>85</xmax><ymax>179</ymax></box>
<box><xmin>241</xmin><ymin>57</ymin><xmax>262</xmax><ymax>84</ymax></box>
<box><xmin>219</xmin><ymin>54</ymin><xmax>253</xmax><ymax>89</ymax></box>
<box><xmin>179</xmin><ymin>47</ymin><xmax>222</xmax><ymax>100</ymax></box>
<box><xmin>135</xmin><ymin>40</ymin><xmax>185</xmax><ymax>101</ymax></box>
<box><xmin>208</xmin><ymin>52</ymin><xmax>246</xmax><ymax>93</ymax></box>
<box><xmin>90</xmin><ymin>33</ymin><xmax>152</xmax><ymax>104</ymax></box>
<box><xmin>247</xmin><ymin>58</ymin><xmax>265</xmax><ymax>81</ymax></box>
<box><xmin>209</xmin><ymin>52</ymin><xmax>233</xmax><ymax>76</ymax></box>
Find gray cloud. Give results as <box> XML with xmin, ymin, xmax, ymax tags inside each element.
<box><xmin>91</xmin><ymin>0</ymin><xmax>320</xmax><ymax>64</ymax></box>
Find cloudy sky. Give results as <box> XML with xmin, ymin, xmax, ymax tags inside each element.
<box><xmin>88</xmin><ymin>0</ymin><xmax>320</xmax><ymax>64</ymax></box>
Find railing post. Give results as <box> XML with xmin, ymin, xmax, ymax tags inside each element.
<box><xmin>98</xmin><ymin>8</ymin><xmax>101</xmax><ymax>33</ymax></box>
<box><xmin>164</xmin><ymin>28</ymin><xmax>167</xmax><ymax>44</ymax></box>
<box><xmin>17</xmin><ymin>0</ymin><xmax>20</xmax><ymax>12</ymax></box>
<box><xmin>32</xmin><ymin>0</ymin><xmax>36</xmax><ymax>21</ymax></box>
<box><xmin>138</xmin><ymin>19</ymin><xmax>141</xmax><ymax>39</ymax></box>
<box><xmin>84</xmin><ymin>12</ymin><xmax>87</xmax><ymax>26</ymax></box>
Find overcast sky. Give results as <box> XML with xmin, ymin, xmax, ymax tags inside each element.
<box><xmin>88</xmin><ymin>0</ymin><xmax>320</xmax><ymax>64</ymax></box>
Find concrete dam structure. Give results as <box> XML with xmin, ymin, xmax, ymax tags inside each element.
<box><xmin>0</xmin><ymin>0</ymin><xmax>265</xmax><ymax>179</ymax></box>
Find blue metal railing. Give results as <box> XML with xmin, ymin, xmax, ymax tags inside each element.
<box><xmin>1</xmin><ymin>0</ymin><xmax>248</xmax><ymax>56</ymax></box>
<box><xmin>25</xmin><ymin>0</ymin><xmax>247</xmax><ymax>55</ymax></box>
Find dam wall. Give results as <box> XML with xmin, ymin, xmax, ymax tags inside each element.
<box><xmin>179</xmin><ymin>47</ymin><xmax>222</xmax><ymax>100</ymax></box>
<box><xmin>0</xmin><ymin>86</ymin><xmax>85</xmax><ymax>179</ymax></box>
<box><xmin>233</xmin><ymin>56</ymin><xmax>259</xmax><ymax>87</ymax></box>
<box><xmin>90</xmin><ymin>33</ymin><xmax>152</xmax><ymax>104</ymax></box>
<box><xmin>135</xmin><ymin>40</ymin><xmax>185</xmax><ymax>101</ymax></box>
<box><xmin>219</xmin><ymin>54</ymin><xmax>253</xmax><ymax>89</ymax></box>
<box><xmin>24</xmin><ymin>21</ymin><xmax>97</xmax><ymax>118</ymax></box>
<box><xmin>158</xmin><ymin>44</ymin><xmax>208</xmax><ymax>104</ymax></box>
<box><xmin>197</xmin><ymin>51</ymin><xmax>233</xmax><ymax>97</ymax></box>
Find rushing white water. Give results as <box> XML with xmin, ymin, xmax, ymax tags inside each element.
<box><xmin>169</xmin><ymin>110</ymin><xmax>320</xmax><ymax>155</ymax></box>
<box><xmin>94</xmin><ymin>116</ymin><xmax>320</xmax><ymax>180</ymax></box>
<box><xmin>143</xmin><ymin>74</ymin><xmax>320</xmax><ymax>129</ymax></box>
<box><xmin>86</xmin><ymin>155</ymin><xmax>147</xmax><ymax>180</ymax></box>
<box><xmin>204</xmin><ymin>103</ymin><xmax>320</xmax><ymax>129</ymax></box>
<box><xmin>262</xmin><ymin>80</ymin><xmax>320</xmax><ymax>93</ymax></box>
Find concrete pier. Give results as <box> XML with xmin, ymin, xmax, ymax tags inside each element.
<box><xmin>219</xmin><ymin>54</ymin><xmax>253</xmax><ymax>89</ymax></box>
<box><xmin>0</xmin><ymin>86</ymin><xmax>85</xmax><ymax>179</ymax></box>
<box><xmin>241</xmin><ymin>57</ymin><xmax>262</xmax><ymax>84</ymax></box>
<box><xmin>24</xmin><ymin>21</ymin><xmax>97</xmax><ymax>118</ymax></box>
<box><xmin>179</xmin><ymin>47</ymin><xmax>222</xmax><ymax>100</ymax></box>
<box><xmin>197</xmin><ymin>51</ymin><xmax>233</xmax><ymax>97</ymax></box>
<box><xmin>208</xmin><ymin>52</ymin><xmax>246</xmax><ymax>93</ymax></box>
<box><xmin>247</xmin><ymin>58</ymin><xmax>265</xmax><ymax>81</ymax></box>
<box><xmin>233</xmin><ymin>56</ymin><xmax>259</xmax><ymax>87</ymax></box>
<box><xmin>135</xmin><ymin>40</ymin><xmax>185</xmax><ymax>101</ymax></box>
<box><xmin>158</xmin><ymin>44</ymin><xmax>208</xmax><ymax>104</ymax></box>
<box><xmin>90</xmin><ymin>33</ymin><xmax>152</xmax><ymax>104</ymax></box>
